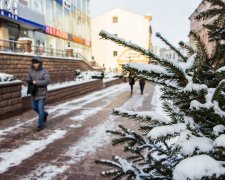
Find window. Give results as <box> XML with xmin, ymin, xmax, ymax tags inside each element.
<box><xmin>113</xmin><ymin>51</ymin><xmax>118</xmax><ymax>56</ymax></box>
<box><xmin>113</xmin><ymin>16</ymin><xmax>118</xmax><ymax>23</ymax></box>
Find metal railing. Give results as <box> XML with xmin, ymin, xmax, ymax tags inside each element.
<box><xmin>31</xmin><ymin>45</ymin><xmax>67</xmax><ymax>57</ymax></box>
<box><xmin>0</xmin><ymin>39</ymin><xmax>90</xmax><ymax>62</ymax></box>
<box><xmin>0</xmin><ymin>39</ymin><xmax>24</xmax><ymax>53</ymax></box>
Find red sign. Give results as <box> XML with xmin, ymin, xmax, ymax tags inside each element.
<box><xmin>46</xmin><ymin>26</ymin><xmax>68</xmax><ymax>40</ymax></box>
<box><xmin>46</xmin><ymin>26</ymin><xmax>91</xmax><ymax>47</ymax></box>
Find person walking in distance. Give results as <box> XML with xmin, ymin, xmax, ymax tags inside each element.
<box><xmin>139</xmin><ymin>79</ymin><xmax>145</xmax><ymax>95</ymax></box>
<box><xmin>27</xmin><ymin>56</ymin><xmax>50</xmax><ymax>131</ymax></box>
<box><xmin>128</xmin><ymin>74</ymin><xmax>135</xmax><ymax>94</ymax></box>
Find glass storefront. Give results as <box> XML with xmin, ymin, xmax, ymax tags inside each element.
<box><xmin>0</xmin><ymin>0</ymin><xmax>91</xmax><ymax>60</ymax></box>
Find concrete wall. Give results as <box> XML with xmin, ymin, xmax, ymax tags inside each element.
<box><xmin>0</xmin><ymin>53</ymin><xmax>93</xmax><ymax>84</ymax></box>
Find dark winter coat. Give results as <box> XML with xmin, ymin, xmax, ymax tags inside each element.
<box><xmin>139</xmin><ymin>79</ymin><xmax>145</xmax><ymax>85</ymax></box>
<box><xmin>26</xmin><ymin>57</ymin><xmax>50</xmax><ymax>100</ymax></box>
<box><xmin>129</xmin><ymin>77</ymin><xmax>135</xmax><ymax>85</ymax></box>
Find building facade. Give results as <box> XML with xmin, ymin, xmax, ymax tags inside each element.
<box><xmin>92</xmin><ymin>8</ymin><xmax>152</xmax><ymax>74</ymax></box>
<box><xmin>0</xmin><ymin>0</ymin><xmax>91</xmax><ymax>59</ymax></box>
<box><xmin>160</xmin><ymin>47</ymin><xmax>187</xmax><ymax>61</ymax></box>
<box><xmin>189</xmin><ymin>0</ymin><xmax>215</xmax><ymax>53</ymax></box>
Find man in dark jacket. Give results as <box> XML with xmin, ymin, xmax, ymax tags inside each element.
<box><xmin>139</xmin><ymin>79</ymin><xmax>146</xmax><ymax>95</ymax></box>
<box><xmin>27</xmin><ymin>56</ymin><xmax>50</xmax><ymax>131</ymax></box>
<box><xmin>128</xmin><ymin>74</ymin><xmax>135</xmax><ymax>94</ymax></box>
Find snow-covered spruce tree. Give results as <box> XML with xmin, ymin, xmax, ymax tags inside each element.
<box><xmin>95</xmin><ymin>1</ymin><xmax>225</xmax><ymax>179</ymax></box>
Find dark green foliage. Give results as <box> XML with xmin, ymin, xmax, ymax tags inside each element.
<box><xmin>96</xmin><ymin>1</ymin><xmax>225</xmax><ymax>179</ymax></box>
<box><xmin>195</xmin><ymin>0</ymin><xmax>225</xmax><ymax>40</ymax></box>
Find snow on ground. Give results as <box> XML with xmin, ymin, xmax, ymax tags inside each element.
<box><xmin>151</xmin><ymin>85</ymin><xmax>170</xmax><ymax>120</ymax></box>
<box><xmin>24</xmin><ymin>84</ymin><xmax>147</xmax><ymax>179</ymax></box>
<box><xmin>0</xmin><ymin>118</ymin><xmax>36</xmax><ymax>140</ymax></box>
<box><xmin>70</xmin><ymin>106</ymin><xmax>108</xmax><ymax>121</ymax></box>
<box><xmin>51</xmin><ymin>84</ymin><xmax>128</xmax><ymax>118</ymax></box>
<box><xmin>173</xmin><ymin>155</ymin><xmax>225</xmax><ymax>180</ymax></box>
<box><xmin>65</xmin><ymin>115</ymin><xmax>116</xmax><ymax>164</ymax></box>
<box><xmin>22</xmin><ymin>164</ymin><xmax>69</xmax><ymax>180</ymax></box>
<box><xmin>0</xmin><ymin>84</ymin><xmax>129</xmax><ymax>142</ymax></box>
<box><xmin>69</xmin><ymin>124</ymin><xmax>82</xmax><ymax>128</ymax></box>
<box><xmin>0</xmin><ymin>130</ymin><xmax>66</xmax><ymax>174</ymax></box>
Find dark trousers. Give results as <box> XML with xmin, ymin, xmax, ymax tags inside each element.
<box><xmin>32</xmin><ymin>98</ymin><xmax>48</xmax><ymax>127</ymax></box>
<box><xmin>130</xmin><ymin>84</ymin><xmax>134</xmax><ymax>93</ymax></box>
<box><xmin>140</xmin><ymin>84</ymin><xmax>145</xmax><ymax>94</ymax></box>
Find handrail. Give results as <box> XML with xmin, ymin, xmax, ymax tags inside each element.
<box><xmin>0</xmin><ymin>38</ymin><xmax>91</xmax><ymax>61</ymax></box>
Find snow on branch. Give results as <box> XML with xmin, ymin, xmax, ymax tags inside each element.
<box><xmin>156</xmin><ymin>32</ymin><xmax>188</xmax><ymax>62</ymax></box>
<box><xmin>173</xmin><ymin>155</ymin><xmax>225</xmax><ymax>180</ymax></box>
<box><xmin>147</xmin><ymin>123</ymin><xmax>186</xmax><ymax>139</ymax></box>
<box><xmin>113</xmin><ymin>108</ymin><xmax>170</xmax><ymax>124</ymax></box>
<box><xmin>99</xmin><ymin>30</ymin><xmax>188</xmax><ymax>83</ymax></box>
<box><xmin>174</xmin><ymin>130</ymin><xmax>213</xmax><ymax>156</ymax></box>
<box><xmin>125</xmin><ymin>62</ymin><xmax>174</xmax><ymax>77</ymax></box>
<box><xmin>190</xmin><ymin>87</ymin><xmax>225</xmax><ymax>118</ymax></box>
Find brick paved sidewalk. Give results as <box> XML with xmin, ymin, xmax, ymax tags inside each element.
<box><xmin>0</xmin><ymin>83</ymin><xmax>155</xmax><ymax>180</ymax></box>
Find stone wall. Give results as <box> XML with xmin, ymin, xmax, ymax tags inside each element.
<box><xmin>0</xmin><ymin>53</ymin><xmax>93</xmax><ymax>84</ymax></box>
<box><xmin>104</xmin><ymin>78</ymin><xmax>125</xmax><ymax>88</ymax></box>
<box><xmin>0</xmin><ymin>78</ymin><xmax>124</xmax><ymax>120</ymax></box>
<box><xmin>0</xmin><ymin>81</ymin><xmax>23</xmax><ymax>120</ymax></box>
<box><xmin>22</xmin><ymin>80</ymin><xmax>103</xmax><ymax>112</ymax></box>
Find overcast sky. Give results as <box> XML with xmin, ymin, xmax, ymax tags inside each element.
<box><xmin>91</xmin><ymin>0</ymin><xmax>202</xmax><ymax>47</ymax></box>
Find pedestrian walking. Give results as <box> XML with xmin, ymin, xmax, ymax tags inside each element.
<box><xmin>139</xmin><ymin>79</ymin><xmax>145</xmax><ymax>95</ymax></box>
<box><xmin>128</xmin><ymin>74</ymin><xmax>135</xmax><ymax>94</ymax></box>
<box><xmin>27</xmin><ymin>56</ymin><xmax>50</xmax><ymax>131</ymax></box>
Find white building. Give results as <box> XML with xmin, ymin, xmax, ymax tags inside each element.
<box><xmin>91</xmin><ymin>8</ymin><xmax>152</xmax><ymax>74</ymax></box>
<box><xmin>160</xmin><ymin>47</ymin><xmax>187</xmax><ymax>61</ymax></box>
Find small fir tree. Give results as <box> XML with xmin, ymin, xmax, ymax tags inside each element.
<box><xmin>96</xmin><ymin>0</ymin><xmax>225</xmax><ymax>179</ymax></box>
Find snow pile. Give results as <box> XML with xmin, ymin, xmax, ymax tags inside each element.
<box><xmin>0</xmin><ymin>72</ymin><xmax>16</xmax><ymax>82</ymax></box>
<box><xmin>76</xmin><ymin>70</ymin><xmax>103</xmax><ymax>80</ymax></box>
<box><xmin>104</xmin><ymin>72</ymin><xmax>122</xmax><ymax>79</ymax></box>
<box><xmin>173</xmin><ymin>155</ymin><xmax>225</xmax><ymax>180</ymax></box>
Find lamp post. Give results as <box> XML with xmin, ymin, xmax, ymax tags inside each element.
<box><xmin>145</xmin><ymin>14</ymin><xmax>153</xmax><ymax>63</ymax></box>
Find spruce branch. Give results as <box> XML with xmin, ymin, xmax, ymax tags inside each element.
<box><xmin>156</xmin><ymin>33</ymin><xmax>188</xmax><ymax>62</ymax></box>
<box><xmin>99</xmin><ymin>30</ymin><xmax>189</xmax><ymax>85</ymax></box>
<box><xmin>195</xmin><ymin>8</ymin><xmax>224</xmax><ymax>21</ymax></box>
<box><xmin>179</xmin><ymin>41</ymin><xmax>195</xmax><ymax>55</ymax></box>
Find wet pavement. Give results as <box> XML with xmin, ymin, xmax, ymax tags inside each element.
<box><xmin>0</xmin><ymin>83</ymin><xmax>155</xmax><ymax>180</ymax></box>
